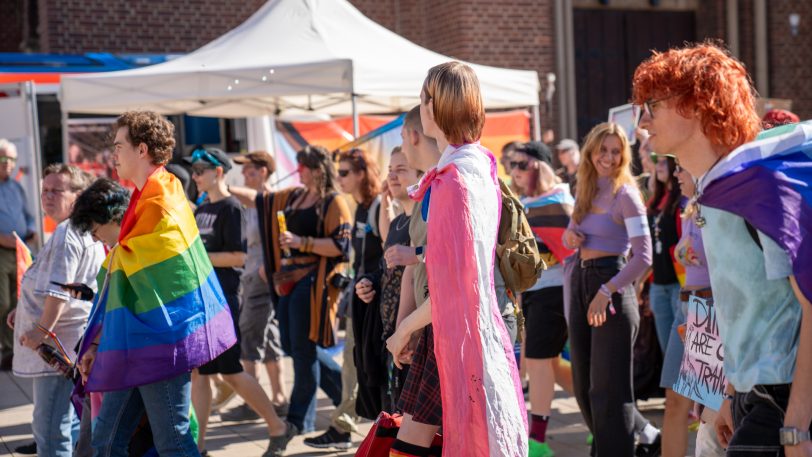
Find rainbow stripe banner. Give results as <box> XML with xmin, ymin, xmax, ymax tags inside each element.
<box><xmin>78</xmin><ymin>168</ymin><xmax>236</xmax><ymax>392</ymax></box>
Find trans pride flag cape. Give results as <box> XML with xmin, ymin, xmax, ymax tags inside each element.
<box><xmin>699</xmin><ymin>121</ymin><xmax>812</xmax><ymax>301</ymax></box>
<box><xmin>77</xmin><ymin>168</ymin><xmax>236</xmax><ymax>392</ymax></box>
<box><xmin>409</xmin><ymin>144</ymin><xmax>528</xmax><ymax>457</ymax></box>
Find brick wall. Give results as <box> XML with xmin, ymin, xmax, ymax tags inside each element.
<box><xmin>39</xmin><ymin>0</ymin><xmax>267</xmax><ymax>53</ymax></box>
<box><xmin>351</xmin><ymin>0</ymin><xmax>553</xmax><ymax>131</ymax></box>
<box><xmin>768</xmin><ymin>1</ymin><xmax>812</xmax><ymax>120</ymax></box>
<box><xmin>0</xmin><ymin>0</ymin><xmax>25</xmax><ymax>52</ymax></box>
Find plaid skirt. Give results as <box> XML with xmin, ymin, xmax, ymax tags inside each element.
<box><xmin>397</xmin><ymin>325</ymin><xmax>442</xmax><ymax>426</ymax></box>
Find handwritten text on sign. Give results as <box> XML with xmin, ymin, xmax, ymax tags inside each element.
<box><xmin>672</xmin><ymin>295</ymin><xmax>727</xmax><ymax>411</ymax></box>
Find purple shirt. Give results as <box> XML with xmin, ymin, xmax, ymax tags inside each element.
<box><xmin>675</xmin><ymin>215</ymin><xmax>711</xmax><ymax>289</ymax></box>
<box><xmin>568</xmin><ymin>178</ymin><xmax>652</xmax><ymax>291</ymax></box>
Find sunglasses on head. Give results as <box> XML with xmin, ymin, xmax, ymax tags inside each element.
<box><xmin>337</xmin><ymin>169</ymin><xmax>351</xmax><ymax>177</ymax></box>
<box><xmin>190</xmin><ymin>148</ymin><xmax>222</xmax><ymax>167</ymax></box>
<box><xmin>650</xmin><ymin>153</ymin><xmax>677</xmax><ymax>165</ymax></box>
<box><xmin>509</xmin><ymin>160</ymin><xmax>529</xmax><ymax>171</ymax></box>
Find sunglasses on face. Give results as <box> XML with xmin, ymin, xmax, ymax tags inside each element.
<box><xmin>337</xmin><ymin>169</ymin><xmax>351</xmax><ymax>178</ymax></box>
<box><xmin>0</xmin><ymin>156</ymin><xmax>16</xmax><ymax>164</ymax></box>
<box><xmin>509</xmin><ymin>161</ymin><xmax>529</xmax><ymax>171</ymax></box>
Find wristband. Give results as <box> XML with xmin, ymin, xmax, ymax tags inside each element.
<box><xmin>724</xmin><ymin>394</ymin><xmax>735</xmax><ymax>401</ymax></box>
<box><xmin>599</xmin><ymin>284</ymin><xmax>612</xmax><ymax>298</ymax></box>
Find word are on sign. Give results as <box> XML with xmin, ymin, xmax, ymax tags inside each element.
<box><xmin>672</xmin><ymin>295</ymin><xmax>727</xmax><ymax>411</ymax></box>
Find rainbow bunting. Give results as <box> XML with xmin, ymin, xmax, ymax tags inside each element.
<box><xmin>77</xmin><ymin>168</ymin><xmax>236</xmax><ymax>392</ymax></box>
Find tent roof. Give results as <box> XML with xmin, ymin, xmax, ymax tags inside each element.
<box><xmin>60</xmin><ymin>0</ymin><xmax>540</xmax><ymax>117</ymax></box>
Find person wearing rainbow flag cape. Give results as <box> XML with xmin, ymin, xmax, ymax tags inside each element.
<box><xmin>74</xmin><ymin>111</ymin><xmax>252</xmax><ymax>457</ymax></box>
<box><xmin>634</xmin><ymin>43</ymin><xmax>812</xmax><ymax>457</ymax></box>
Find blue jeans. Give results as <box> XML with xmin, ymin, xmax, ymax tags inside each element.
<box><xmin>91</xmin><ymin>372</ymin><xmax>199</xmax><ymax>457</ymax></box>
<box><xmin>277</xmin><ymin>273</ymin><xmax>343</xmax><ymax>432</ymax></box>
<box><xmin>649</xmin><ymin>282</ymin><xmax>681</xmax><ymax>353</ymax></box>
<box><xmin>32</xmin><ymin>375</ymin><xmax>79</xmax><ymax>457</ymax></box>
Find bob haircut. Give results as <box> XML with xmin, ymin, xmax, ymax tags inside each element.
<box><xmin>421</xmin><ymin>62</ymin><xmax>485</xmax><ymax>145</ymax></box>
<box><xmin>632</xmin><ymin>42</ymin><xmax>760</xmax><ymax>154</ymax></box>
<box><xmin>573</xmin><ymin>122</ymin><xmax>637</xmax><ymax>224</ymax></box>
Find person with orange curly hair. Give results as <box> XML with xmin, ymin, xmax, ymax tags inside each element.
<box><xmin>634</xmin><ymin>42</ymin><xmax>812</xmax><ymax>457</ymax></box>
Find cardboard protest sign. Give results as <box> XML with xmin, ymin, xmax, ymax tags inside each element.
<box><xmin>672</xmin><ymin>296</ymin><xmax>727</xmax><ymax>411</ymax></box>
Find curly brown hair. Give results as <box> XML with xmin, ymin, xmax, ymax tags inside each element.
<box><xmin>114</xmin><ymin>111</ymin><xmax>176</xmax><ymax>165</ymax></box>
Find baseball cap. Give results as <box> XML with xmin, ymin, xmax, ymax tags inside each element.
<box><xmin>517</xmin><ymin>141</ymin><xmax>553</xmax><ymax>165</ymax></box>
<box><xmin>233</xmin><ymin>151</ymin><xmax>276</xmax><ymax>173</ymax></box>
<box><xmin>184</xmin><ymin>147</ymin><xmax>232</xmax><ymax>172</ymax></box>
<box><xmin>555</xmin><ymin>139</ymin><xmax>579</xmax><ymax>151</ymax></box>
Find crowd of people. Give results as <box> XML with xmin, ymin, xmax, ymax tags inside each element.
<box><xmin>0</xmin><ymin>42</ymin><xmax>811</xmax><ymax>457</ymax></box>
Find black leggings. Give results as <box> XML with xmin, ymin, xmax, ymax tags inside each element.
<box><xmin>568</xmin><ymin>258</ymin><xmax>645</xmax><ymax>456</ymax></box>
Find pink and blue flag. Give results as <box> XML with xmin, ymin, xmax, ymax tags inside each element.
<box><xmin>409</xmin><ymin>143</ymin><xmax>528</xmax><ymax>457</ymax></box>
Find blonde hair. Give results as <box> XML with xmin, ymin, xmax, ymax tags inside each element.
<box><xmin>421</xmin><ymin>62</ymin><xmax>485</xmax><ymax>145</ymax></box>
<box><xmin>573</xmin><ymin>123</ymin><xmax>638</xmax><ymax>224</ymax></box>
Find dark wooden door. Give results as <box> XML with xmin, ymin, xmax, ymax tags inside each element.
<box><xmin>574</xmin><ymin>8</ymin><xmax>696</xmax><ymax>140</ymax></box>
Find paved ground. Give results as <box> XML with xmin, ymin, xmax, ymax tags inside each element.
<box><xmin>0</xmin><ymin>337</ymin><xmax>695</xmax><ymax>456</ymax></box>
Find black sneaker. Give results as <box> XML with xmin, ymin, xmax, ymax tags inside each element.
<box><xmin>635</xmin><ymin>433</ymin><xmax>662</xmax><ymax>457</ymax></box>
<box><xmin>262</xmin><ymin>421</ymin><xmax>298</xmax><ymax>457</ymax></box>
<box><xmin>220</xmin><ymin>403</ymin><xmax>261</xmax><ymax>422</ymax></box>
<box><xmin>14</xmin><ymin>442</ymin><xmax>36</xmax><ymax>455</ymax></box>
<box><xmin>303</xmin><ymin>426</ymin><xmax>352</xmax><ymax>450</ymax></box>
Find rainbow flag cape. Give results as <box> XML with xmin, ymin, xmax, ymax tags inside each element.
<box><xmin>14</xmin><ymin>233</ymin><xmax>33</xmax><ymax>299</ymax></box>
<box><xmin>77</xmin><ymin>168</ymin><xmax>236</xmax><ymax>392</ymax></box>
<box><xmin>699</xmin><ymin>121</ymin><xmax>812</xmax><ymax>301</ymax></box>
<box><xmin>409</xmin><ymin>143</ymin><xmax>528</xmax><ymax>457</ymax></box>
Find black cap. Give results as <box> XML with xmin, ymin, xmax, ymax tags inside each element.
<box><xmin>517</xmin><ymin>141</ymin><xmax>553</xmax><ymax>165</ymax></box>
<box><xmin>184</xmin><ymin>147</ymin><xmax>232</xmax><ymax>172</ymax></box>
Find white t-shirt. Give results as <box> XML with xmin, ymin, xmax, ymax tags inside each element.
<box><xmin>13</xmin><ymin>221</ymin><xmax>105</xmax><ymax>377</ymax></box>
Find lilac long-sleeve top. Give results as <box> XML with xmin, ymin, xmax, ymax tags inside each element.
<box><xmin>567</xmin><ymin>177</ymin><xmax>652</xmax><ymax>291</ymax></box>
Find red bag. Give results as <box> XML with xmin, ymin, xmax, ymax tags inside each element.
<box><xmin>355</xmin><ymin>412</ymin><xmax>442</xmax><ymax>457</ymax></box>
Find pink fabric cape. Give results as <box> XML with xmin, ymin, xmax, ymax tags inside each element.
<box><xmin>409</xmin><ymin>143</ymin><xmax>528</xmax><ymax>456</ymax></box>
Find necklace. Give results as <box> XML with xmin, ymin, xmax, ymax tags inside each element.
<box><xmin>692</xmin><ymin>155</ymin><xmax>725</xmax><ymax>228</ymax></box>
<box><xmin>394</xmin><ymin>214</ymin><xmax>410</xmax><ymax>231</ymax></box>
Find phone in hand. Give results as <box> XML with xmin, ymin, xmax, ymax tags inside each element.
<box><xmin>50</xmin><ymin>281</ymin><xmax>95</xmax><ymax>301</ymax></box>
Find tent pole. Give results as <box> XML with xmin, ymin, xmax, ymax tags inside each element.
<box><xmin>531</xmin><ymin>105</ymin><xmax>541</xmax><ymax>141</ymax></box>
<box><xmin>351</xmin><ymin>94</ymin><xmax>359</xmax><ymax>139</ymax></box>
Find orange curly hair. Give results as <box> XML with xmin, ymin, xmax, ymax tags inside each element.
<box><xmin>632</xmin><ymin>42</ymin><xmax>761</xmax><ymax>154</ymax></box>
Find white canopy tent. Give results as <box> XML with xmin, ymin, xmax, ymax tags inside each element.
<box><xmin>60</xmin><ymin>0</ymin><xmax>541</xmax><ymax>137</ymax></box>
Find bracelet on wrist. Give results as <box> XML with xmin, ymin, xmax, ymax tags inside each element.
<box><xmin>599</xmin><ymin>284</ymin><xmax>612</xmax><ymax>298</ymax></box>
<box><xmin>724</xmin><ymin>393</ymin><xmax>735</xmax><ymax>401</ymax></box>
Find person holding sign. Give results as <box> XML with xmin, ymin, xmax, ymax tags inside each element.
<box><xmin>670</xmin><ymin>166</ymin><xmax>726</xmax><ymax>457</ymax></box>
<box><xmin>634</xmin><ymin>42</ymin><xmax>812</xmax><ymax>457</ymax></box>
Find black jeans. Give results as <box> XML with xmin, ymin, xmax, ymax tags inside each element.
<box><xmin>569</xmin><ymin>258</ymin><xmax>641</xmax><ymax>457</ymax></box>
<box><xmin>728</xmin><ymin>384</ymin><xmax>806</xmax><ymax>457</ymax></box>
